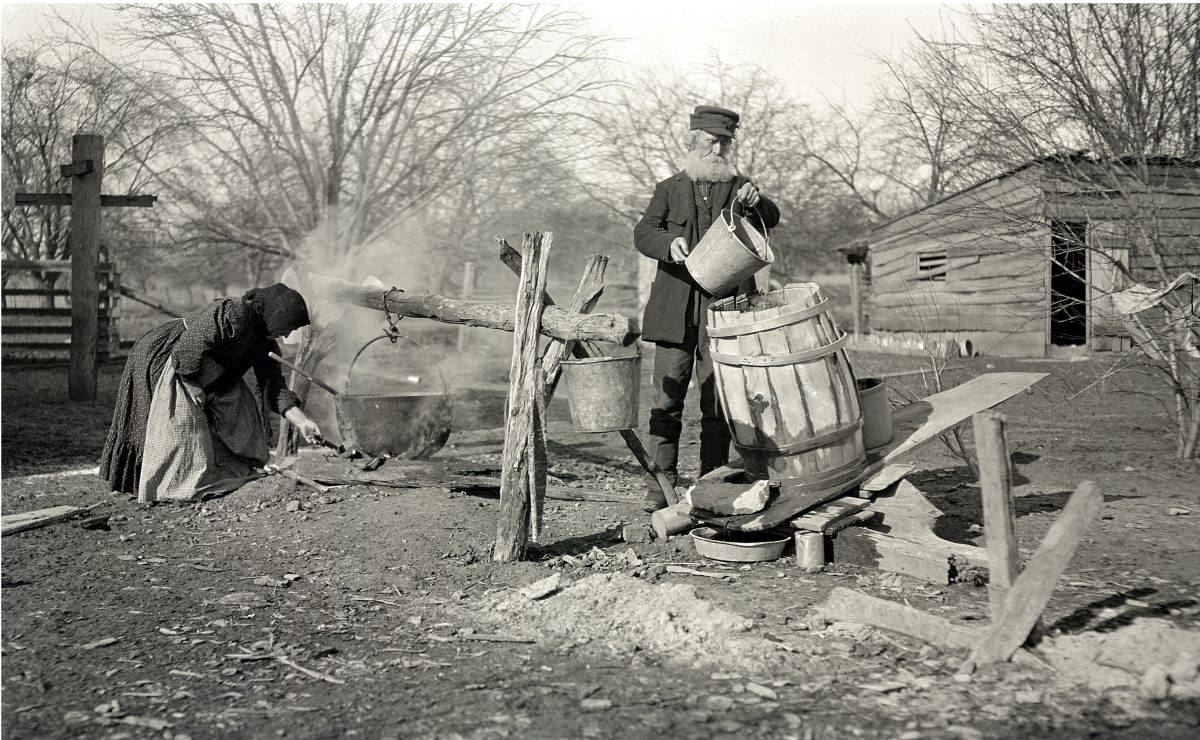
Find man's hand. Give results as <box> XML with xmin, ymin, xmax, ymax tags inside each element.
<box><xmin>669</xmin><ymin>236</ymin><xmax>690</xmax><ymax>263</ymax></box>
<box><xmin>284</xmin><ymin>407</ymin><xmax>322</xmax><ymax>444</ymax></box>
<box><xmin>736</xmin><ymin>181</ymin><xmax>761</xmax><ymax>208</ymax></box>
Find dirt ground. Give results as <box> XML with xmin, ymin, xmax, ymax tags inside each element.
<box><xmin>3</xmin><ymin>341</ymin><xmax>1199</xmax><ymax>739</ymax></box>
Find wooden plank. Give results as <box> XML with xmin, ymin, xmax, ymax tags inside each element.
<box><xmin>0</xmin><ymin>287</ymin><xmax>72</xmax><ymax>297</ymax></box>
<box><xmin>816</xmin><ymin>587</ymin><xmax>982</xmax><ymax>649</ymax></box>
<box><xmin>13</xmin><ymin>193</ymin><xmax>156</xmax><ymax>208</ymax></box>
<box><xmin>2</xmin><ymin>505</ymin><xmax>90</xmax><ymax>536</ymax></box>
<box><xmin>789</xmin><ymin>496</ymin><xmax>870</xmax><ymax>532</ymax></box>
<box><xmin>1</xmin><ymin>259</ymin><xmax>114</xmax><ymax>272</ymax></box>
<box><xmin>859</xmin><ymin>463</ymin><xmax>917</xmax><ymax>494</ymax></box>
<box><xmin>963</xmin><ymin>481</ymin><xmax>1103</xmax><ymax>669</ymax></box>
<box><xmin>68</xmin><ymin>134</ymin><xmax>103</xmax><ymax>401</ymax></box>
<box><xmin>493</xmin><ymin>232</ymin><xmax>552</xmax><ymax>562</ymax></box>
<box><xmin>831</xmin><ymin>527</ymin><xmax>988</xmax><ymax>584</ymax></box>
<box><xmin>2</xmin><ymin>307</ymin><xmax>115</xmax><ymax>318</ymax></box>
<box><xmin>867</xmin><ymin>479</ymin><xmax>946</xmax><ymax>539</ymax></box>
<box><xmin>698</xmin><ymin>373</ymin><xmax>1047</xmax><ymax>531</ymax></box>
<box><xmin>973</xmin><ymin>411</ymin><xmax>1020</xmax><ymax>620</ymax></box>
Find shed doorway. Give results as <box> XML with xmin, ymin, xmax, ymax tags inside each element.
<box><xmin>1049</xmin><ymin>219</ymin><xmax>1089</xmax><ymax>347</ymax></box>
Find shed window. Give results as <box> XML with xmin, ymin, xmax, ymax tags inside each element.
<box><xmin>916</xmin><ymin>250</ymin><xmax>948</xmax><ymax>281</ymax></box>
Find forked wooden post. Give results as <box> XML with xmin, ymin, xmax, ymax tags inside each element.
<box><xmin>493</xmin><ymin>232</ymin><xmax>552</xmax><ymax>562</ymax></box>
<box><xmin>973</xmin><ymin>411</ymin><xmax>1020</xmax><ymax>619</ymax></box>
<box><xmin>497</xmin><ymin>238</ymin><xmax>677</xmax><ymax>505</ymax></box>
<box><xmin>67</xmin><ymin>134</ymin><xmax>104</xmax><ymax>401</ymax></box>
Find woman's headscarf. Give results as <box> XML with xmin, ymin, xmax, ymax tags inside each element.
<box><xmin>242</xmin><ymin>283</ymin><xmax>311</xmax><ymax>338</ymax></box>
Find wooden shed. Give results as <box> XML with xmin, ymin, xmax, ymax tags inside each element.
<box><xmin>850</xmin><ymin>154</ymin><xmax>1200</xmax><ymax>358</ymax></box>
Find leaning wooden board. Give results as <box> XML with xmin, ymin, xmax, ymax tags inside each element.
<box><xmin>698</xmin><ymin>372</ymin><xmax>1047</xmax><ymax>531</ymax></box>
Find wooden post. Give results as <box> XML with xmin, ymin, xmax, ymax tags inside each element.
<box><xmin>962</xmin><ymin>480</ymin><xmax>1103</xmax><ymax>670</ymax></box>
<box><xmin>67</xmin><ymin>134</ymin><xmax>104</xmax><ymax>401</ymax></box>
<box><xmin>494</xmin><ymin>232</ymin><xmax>552</xmax><ymax>562</ymax></box>
<box><xmin>456</xmin><ymin>261</ymin><xmax>476</xmax><ymax>352</ymax></box>
<box><xmin>496</xmin><ymin>238</ymin><xmax>677</xmax><ymax>505</ymax></box>
<box><xmin>541</xmin><ymin>254</ymin><xmax>607</xmax><ymax>398</ymax></box>
<box><xmin>973</xmin><ymin>411</ymin><xmax>1020</xmax><ymax>620</ymax></box>
<box><xmin>848</xmin><ymin>262</ymin><xmax>864</xmax><ymax>337</ymax></box>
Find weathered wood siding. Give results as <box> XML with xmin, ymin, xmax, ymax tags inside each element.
<box><xmin>863</xmin><ymin>160</ymin><xmax>1200</xmax><ymax>357</ymax></box>
<box><xmin>865</xmin><ymin>172</ymin><xmax>1048</xmax><ymax>356</ymax></box>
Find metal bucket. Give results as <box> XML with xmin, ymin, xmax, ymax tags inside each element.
<box><xmin>335</xmin><ymin>334</ymin><xmax>451</xmax><ymax>459</ymax></box>
<box><xmin>856</xmin><ymin>377</ymin><xmax>893</xmax><ymax>450</ymax></box>
<box><xmin>558</xmin><ymin>355</ymin><xmax>640</xmax><ymax>432</ymax></box>
<box><xmin>685</xmin><ymin>207</ymin><xmax>773</xmax><ymax>296</ymax></box>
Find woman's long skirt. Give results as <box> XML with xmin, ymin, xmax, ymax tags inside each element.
<box><xmin>99</xmin><ymin>321</ymin><xmax>270</xmax><ymax>502</ymax></box>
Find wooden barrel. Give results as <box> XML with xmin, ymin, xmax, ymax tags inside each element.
<box><xmin>708</xmin><ymin>283</ymin><xmax>865</xmax><ymax>490</ymax></box>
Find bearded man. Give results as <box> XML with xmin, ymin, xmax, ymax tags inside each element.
<box><xmin>633</xmin><ymin>105</ymin><xmax>781</xmax><ymax>512</ymax></box>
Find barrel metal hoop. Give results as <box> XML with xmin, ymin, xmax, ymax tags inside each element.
<box><xmin>769</xmin><ymin>455</ymin><xmax>868</xmax><ymax>492</ymax></box>
<box><xmin>706</xmin><ymin>298</ymin><xmax>830</xmax><ymax>338</ymax></box>
<box><xmin>711</xmin><ymin>332</ymin><xmax>848</xmax><ymax>366</ymax></box>
<box><xmin>732</xmin><ymin>418</ymin><xmax>863</xmax><ymax>457</ymax></box>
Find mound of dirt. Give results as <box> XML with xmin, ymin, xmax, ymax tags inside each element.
<box><xmin>1037</xmin><ymin>618</ymin><xmax>1200</xmax><ymax>699</ymax></box>
<box><xmin>477</xmin><ymin>573</ymin><xmax>788</xmax><ymax>671</ymax></box>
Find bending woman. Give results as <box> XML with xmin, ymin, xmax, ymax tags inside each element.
<box><xmin>100</xmin><ymin>283</ymin><xmax>322</xmax><ymax>502</ymax></box>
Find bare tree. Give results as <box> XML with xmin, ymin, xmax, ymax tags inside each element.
<box><xmin>78</xmin><ymin>3</ymin><xmax>608</xmax><ymax>270</ymax></box>
<box><xmin>864</xmin><ymin>4</ymin><xmax>1200</xmax><ymax>458</ymax></box>
<box><xmin>2</xmin><ymin>45</ymin><xmax>171</xmax><ymax>301</ymax></box>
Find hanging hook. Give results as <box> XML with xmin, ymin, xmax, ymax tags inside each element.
<box><xmin>382</xmin><ymin>286</ymin><xmax>405</xmax><ymax>342</ymax></box>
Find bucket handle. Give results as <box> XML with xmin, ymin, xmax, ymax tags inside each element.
<box><xmin>345</xmin><ymin>333</ymin><xmax>450</xmax><ymax>398</ymax></box>
<box><xmin>722</xmin><ymin>203</ymin><xmax>771</xmax><ymax>252</ymax></box>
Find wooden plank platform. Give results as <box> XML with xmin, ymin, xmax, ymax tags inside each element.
<box><xmin>694</xmin><ymin>372</ymin><xmax>1047</xmax><ymax>531</ymax></box>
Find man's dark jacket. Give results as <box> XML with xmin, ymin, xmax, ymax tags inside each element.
<box><xmin>634</xmin><ymin>171</ymin><xmax>781</xmax><ymax>344</ymax></box>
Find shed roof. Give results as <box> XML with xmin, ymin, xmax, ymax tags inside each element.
<box><xmin>856</xmin><ymin>151</ymin><xmax>1200</xmax><ymax>241</ymax></box>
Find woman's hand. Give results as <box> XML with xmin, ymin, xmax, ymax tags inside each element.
<box><xmin>284</xmin><ymin>407</ymin><xmax>322</xmax><ymax>444</ymax></box>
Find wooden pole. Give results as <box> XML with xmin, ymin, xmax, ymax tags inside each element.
<box><xmin>973</xmin><ymin>411</ymin><xmax>1020</xmax><ymax>620</ymax></box>
<box><xmin>493</xmin><ymin>233</ymin><xmax>552</xmax><ymax>562</ymax></box>
<box><xmin>848</xmin><ymin>262</ymin><xmax>864</xmax><ymax>337</ymax></box>
<box><xmin>68</xmin><ymin>134</ymin><xmax>104</xmax><ymax>401</ymax></box>
<box><xmin>541</xmin><ymin>254</ymin><xmax>607</xmax><ymax>398</ymax></box>
<box><xmin>456</xmin><ymin>261</ymin><xmax>476</xmax><ymax>352</ymax></box>
<box><xmin>496</xmin><ymin>238</ymin><xmax>678</xmax><ymax>505</ymax></box>
<box><xmin>310</xmin><ymin>274</ymin><xmax>638</xmax><ymax>346</ymax></box>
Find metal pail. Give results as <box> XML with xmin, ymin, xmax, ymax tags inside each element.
<box><xmin>558</xmin><ymin>355</ymin><xmax>641</xmax><ymax>432</ymax></box>
<box><xmin>685</xmin><ymin>207</ymin><xmax>773</xmax><ymax>296</ymax></box>
<box><xmin>335</xmin><ymin>334</ymin><xmax>452</xmax><ymax>458</ymax></box>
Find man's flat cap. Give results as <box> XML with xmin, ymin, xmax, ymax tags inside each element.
<box><xmin>690</xmin><ymin>105</ymin><xmax>740</xmax><ymax>138</ymax></box>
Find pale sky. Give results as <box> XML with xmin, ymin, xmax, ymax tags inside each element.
<box><xmin>1</xmin><ymin>1</ymin><xmax>964</xmax><ymax>108</ymax></box>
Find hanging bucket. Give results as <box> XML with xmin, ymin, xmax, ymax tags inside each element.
<box><xmin>335</xmin><ymin>334</ymin><xmax>452</xmax><ymax>459</ymax></box>
<box><xmin>856</xmin><ymin>377</ymin><xmax>893</xmax><ymax>450</ymax></box>
<box><xmin>708</xmin><ymin>283</ymin><xmax>866</xmax><ymax>493</ymax></box>
<box><xmin>685</xmin><ymin>206</ymin><xmax>773</xmax><ymax>296</ymax></box>
<box><xmin>559</xmin><ymin>355</ymin><xmax>641</xmax><ymax>432</ymax></box>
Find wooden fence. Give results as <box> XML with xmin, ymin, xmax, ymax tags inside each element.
<box><xmin>1</xmin><ymin>254</ymin><xmax>123</xmax><ymax>362</ymax></box>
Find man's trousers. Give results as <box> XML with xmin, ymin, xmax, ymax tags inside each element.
<box><xmin>646</xmin><ymin>323</ymin><xmax>731</xmax><ymax>490</ymax></box>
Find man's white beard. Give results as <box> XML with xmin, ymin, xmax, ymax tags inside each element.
<box><xmin>683</xmin><ymin>149</ymin><xmax>737</xmax><ymax>182</ymax></box>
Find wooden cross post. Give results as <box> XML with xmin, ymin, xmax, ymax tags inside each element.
<box><xmin>497</xmin><ymin>238</ymin><xmax>678</xmax><ymax>506</ymax></box>
<box><xmin>13</xmin><ymin>133</ymin><xmax>157</xmax><ymax>401</ymax></box>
